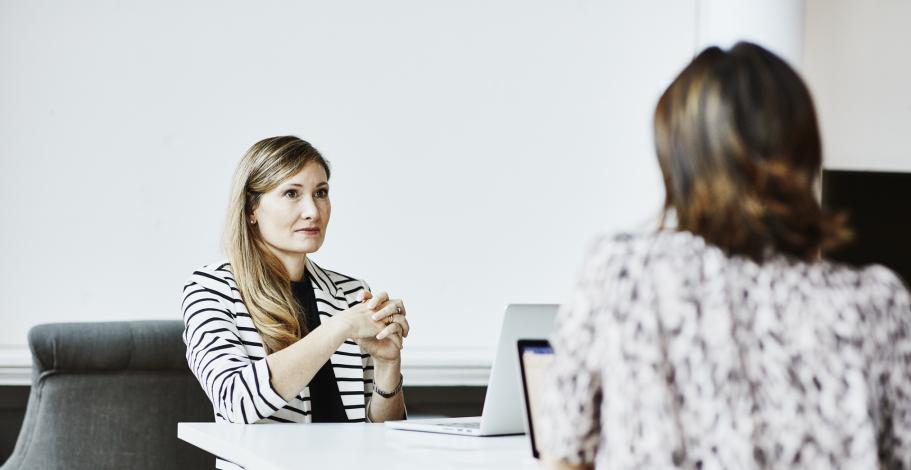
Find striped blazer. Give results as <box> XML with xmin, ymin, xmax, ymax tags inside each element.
<box><xmin>181</xmin><ymin>258</ymin><xmax>375</xmax><ymax>428</ymax></box>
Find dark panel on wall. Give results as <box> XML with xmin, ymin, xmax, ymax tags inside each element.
<box><xmin>822</xmin><ymin>169</ymin><xmax>911</xmax><ymax>285</ymax></box>
<box><xmin>404</xmin><ymin>386</ymin><xmax>487</xmax><ymax>418</ymax></box>
<box><xmin>0</xmin><ymin>386</ymin><xmax>29</xmax><ymax>464</ymax></box>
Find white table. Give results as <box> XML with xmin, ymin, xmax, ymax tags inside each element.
<box><xmin>178</xmin><ymin>422</ymin><xmax>540</xmax><ymax>470</ymax></box>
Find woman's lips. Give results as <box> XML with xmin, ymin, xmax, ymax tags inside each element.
<box><xmin>295</xmin><ymin>228</ymin><xmax>321</xmax><ymax>235</ymax></box>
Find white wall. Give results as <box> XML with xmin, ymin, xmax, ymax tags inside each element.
<box><xmin>3</xmin><ymin>1</ymin><xmax>905</xmax><ymax>385</ymax></box>
<box><xmin>0</xmin><ymin>1</ymin><xmax>696</xmax><ymax>380</ymax></box>
<box><xmin>803</xmin><ymin>0</ymin><xmax>911</xmax><ymax>172</ymax></box>
<box><xmin>697</xmin><ymin>0</ymin><xmax>806</xmax><ymax>68</ymax></box>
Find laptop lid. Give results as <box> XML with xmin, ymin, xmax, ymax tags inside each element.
<box><xmin>517</xmin><ymin>339</ymin><xmax>554</xmax><ymax>458</ymax></box>
<box><xmin>478</xmin><ymin>304</ymin><xmax>557</xmax><ymax>435</ymax></box>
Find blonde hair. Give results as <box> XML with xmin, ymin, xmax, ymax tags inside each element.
<box><xmin>225</xmin><ymin>136</ymin><xmax>331</xmax><ymax>354</ymax></box>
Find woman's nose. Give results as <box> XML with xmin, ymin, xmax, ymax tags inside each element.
<box><xmin>299</xmin><ymin>197</ymin><xmax>319</xmax><ymax>220</ymax></box>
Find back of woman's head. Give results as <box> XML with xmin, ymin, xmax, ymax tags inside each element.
<box><xmin>654</xmin><ymin>42</ymin><xmax>849</xmax><ymax>262</ymax></box>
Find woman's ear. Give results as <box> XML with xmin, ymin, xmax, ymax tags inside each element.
<box><xmin>249</xmin><ymin>203</ymin><xmax>259</xmax><ymax>225</ymax></box>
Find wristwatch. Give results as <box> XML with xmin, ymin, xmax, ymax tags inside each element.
<box><xmin>373</xmin><ymin>373</ymin><xmax>403</xmax><ymax>398</ymax></box>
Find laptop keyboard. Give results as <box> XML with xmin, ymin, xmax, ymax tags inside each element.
<box><xmin>445</xmin><ymin>422</ymin><xmax>480</xmax><ymax>429</ymax></box>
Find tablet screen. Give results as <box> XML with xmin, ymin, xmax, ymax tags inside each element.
<box><xmin>517</xmin><ymin>340</ymin><xmax>554</xmax><ymax>458</ymax></box>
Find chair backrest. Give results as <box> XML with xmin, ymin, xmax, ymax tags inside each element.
<box><xmin>2</xmin><ymin>320</ymin><xmax>213</xmax><ymax>470</ymax></box>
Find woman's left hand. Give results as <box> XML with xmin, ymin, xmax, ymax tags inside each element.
<box><xmin>354</xmin><ymin>291</ymin><xmax>409</xmax><ymax>363</ymax></box>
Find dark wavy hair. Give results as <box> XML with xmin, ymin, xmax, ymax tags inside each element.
<box><xmin>654</xmin><ymin>42</ymin><xmax>851</xmax><ymax>262</ymax></box>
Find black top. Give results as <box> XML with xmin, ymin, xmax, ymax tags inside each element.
<box><xmin>291</xmin><ymin>270</ymin><xmax>349</xmax><ymax>423</ymax></box>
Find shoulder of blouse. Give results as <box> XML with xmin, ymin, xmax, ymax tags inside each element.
<box><xmin>184</xmin><ymin>260</ymin><xmax>235</xmax><ymax>296</ymax></box>
<box><xmin>581</xmin><ymin>230</ymin><xmax>705</xmax><ymax>268</ymax></box>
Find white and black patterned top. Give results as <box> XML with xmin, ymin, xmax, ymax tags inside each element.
<box><xmin>181</xmin><ymin>258</ymin><xmax>375</xmax><ymax>470</ymax></box>
<box><xmin>541</xmin><ymin>231</ymin><xmax>911</xmax><ymax>469</ymax></box>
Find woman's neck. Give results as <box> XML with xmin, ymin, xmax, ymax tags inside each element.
<box><xmin>270</xmin><ymin>250</ymin><xmax>307</xmax><ymax>281</ymax></box>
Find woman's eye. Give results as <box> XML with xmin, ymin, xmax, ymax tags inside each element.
<box><xmin>283</xmin><ymin>190</ymin><xmax>298</xmax><ymax>199</ymax></box>
<box><xmin>315</xmin><ymin>189</ymin><xmax>329</xmax><ymax>199</ymax></box>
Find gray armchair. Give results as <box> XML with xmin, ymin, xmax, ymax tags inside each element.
<box><xmin>2</xmin><ymin>321</ymin><xmax>213</xmax><ymax>470</ymax></box>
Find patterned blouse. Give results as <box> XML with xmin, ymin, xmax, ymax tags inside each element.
<box><xmin>541</xmin><ymin>231</ymin><xmax>911</xmax><ymax>469</ymax></box>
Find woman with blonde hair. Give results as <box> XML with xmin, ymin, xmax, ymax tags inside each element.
<box><xmin>182</xmin><ymin>136</ymin><xmax>409</xmax><ymax>469</ymax></box>
<box><xmin>542</xmin><ymin>42</ymin><xmax>911</xmax><ymax>469</ymax></box>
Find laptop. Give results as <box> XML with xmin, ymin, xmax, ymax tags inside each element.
<box><xmin>385</xmin><ymin>304</ymin><xmax>557</xmax><ymax>436</ymax></box>
<box><xmin>516</xmin><ymin>339</ymin><xmax>555</xmax><ymax>458</ymax></box>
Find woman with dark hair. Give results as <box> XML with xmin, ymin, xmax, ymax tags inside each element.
<box><xmin>541</xmin><ymin>42</ymin><xmax>911</xmax><ymax>469</ymax></box>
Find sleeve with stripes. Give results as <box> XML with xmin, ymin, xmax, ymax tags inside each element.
<box><xmin>181</xmin><ymin>276</ymin><xmax>288</xmax><ymax>424</ymax></box>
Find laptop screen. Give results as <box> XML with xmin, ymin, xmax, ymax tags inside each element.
<box><xmin>517</xmin><ymin>339</ymin><xmax>554</xmax><ymax>459</ymax></box>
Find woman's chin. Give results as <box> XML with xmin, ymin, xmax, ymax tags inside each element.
<box><xmin>290</xmin><ymin>240</ymin><xmax>323</xmax><ymax>255</ymax></box>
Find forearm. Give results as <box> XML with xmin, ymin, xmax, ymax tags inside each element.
<box><xmin>367</xmin><ymin>359</ymin><xmax>406</xmax><ymax>422</ymax></box>
<box><xmin>266</xmin><ymin>316</ymin><xmax>350</xmax><ymax>401</ymax></box>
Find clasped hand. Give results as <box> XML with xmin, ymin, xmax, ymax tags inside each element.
<box><xmin>337</xmin><ymin>290</ymin><xmax>409</xmax><ymax>362</ymax></box>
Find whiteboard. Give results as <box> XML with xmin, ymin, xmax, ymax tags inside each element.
<box><xmin>0</xmin><ymin>0</ymin><xmax>696</xmax><ymax>366</ymax></box>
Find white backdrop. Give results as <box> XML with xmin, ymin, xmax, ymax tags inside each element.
<box><xmin>0</xmin><ymin>0</ymin><xmax>693</xmax><ymax>372</ymax></box>
<box><xmin>804</xmin><ymin>0</ymin><xmax>911</xmax><ymax>173</ymax></box>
